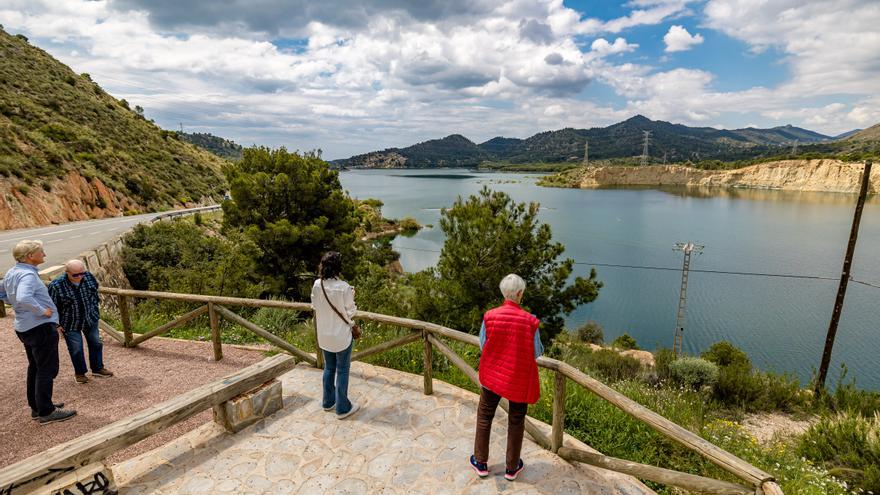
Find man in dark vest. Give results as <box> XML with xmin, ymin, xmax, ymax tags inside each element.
<box><xmin>49</xmin><ymin>259</ymin><xmax>113</xmax><ymax>384</ymax></box>
<box><xmin>470</xmin><ymin>274</ymin><xmax>543</xmax><ymax>481</ymax></box>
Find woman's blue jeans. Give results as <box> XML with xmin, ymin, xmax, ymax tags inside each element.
<box><xmin>322</xmin><ymin>342</ymin><xmax>353</xmax><ymax>415</ymax></box>
<box><xmin>63</xmin><ymin>319</ymin><xmax>103</xmax><ymax>375</ymax></box>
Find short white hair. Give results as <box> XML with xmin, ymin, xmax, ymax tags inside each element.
<box><xmin>499</xmin><ymin>274</ymin><xmax>525</xmax><ymax>300</ymax></box>
<box><xmin>13</xmin><ymin>240</ymin><xmax>43</xmax><ymax>262</ymax></box>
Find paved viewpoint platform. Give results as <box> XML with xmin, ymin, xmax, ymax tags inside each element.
<box><xmin>114</xmin><ymin>362</ymin><xmax>655</xmax><ymax>494</ymax></box>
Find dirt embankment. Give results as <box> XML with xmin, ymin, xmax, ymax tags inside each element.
<box><xmin>0</xmin><ymin>171</ymin><xmax>144</xmax><ymax>230</ymax></box>
<box><xmin>563</xmin><ymin>160</ymin><xmax>879</xmax><ymax>193</ymax></box>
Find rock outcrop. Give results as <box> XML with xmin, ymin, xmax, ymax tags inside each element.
<box><xmin>2</xmin><ymin>171</ymin><xmax>139</xmax><ymax>230</ymax></box>
<box><xmin>564</xmin><ymin>160</ymin><xmax>878</xmax><ymax>193</ymax></box>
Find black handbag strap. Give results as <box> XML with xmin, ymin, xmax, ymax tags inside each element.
<box><xmin>320</xmin><ymin>279</ymin><xmax>353</xmax><ymax>327</ymax></box>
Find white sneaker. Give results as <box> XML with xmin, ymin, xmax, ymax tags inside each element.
<box><xmin>336</xmin><ymin>402</ymin><xmax>360</xmax><ymax>420</ymax></box>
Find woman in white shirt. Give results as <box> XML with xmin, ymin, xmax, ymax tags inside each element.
<box><xmin>310</xmin><ymin>251</ymin><xmax>359</xmax><ymax>419</ymax></box>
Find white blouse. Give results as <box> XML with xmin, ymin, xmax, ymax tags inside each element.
<box><xmin>311</xmin><ymin>278</ymin><xmax>357</xmax><ymax>353</ymax></box>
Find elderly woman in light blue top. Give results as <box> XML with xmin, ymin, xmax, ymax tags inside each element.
<box><xmin>2</xmin><ymin>240</ymin><xmax>76</xmax><ymax>424</ymax></box>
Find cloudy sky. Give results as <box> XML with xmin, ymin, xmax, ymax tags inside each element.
<box><xmin>2</xmin><ymin>0</ymin><xmax>878</xmax><ymax>159</ymax></box>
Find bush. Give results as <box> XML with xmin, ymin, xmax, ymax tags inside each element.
<box><xmin>669</xmin><ymin>357</ymin><xmax>719</xmax><ymax>389</ymax></box>
<box><xmin>797</xmin><ymin>411</ymin><xmax>880</xmax><ymax>494</ymax></box>
<box><xmin>16</xmin><ymin>184</ymin><xmax>30</xmax><ymax>196</ymax></box>
<box><xmin>575</xmin><ymin>320</ymin><xmax>604</xmax><ymax>344</ymax></box>
<box><xmin>399</xmin><ymin>217</ymin><xmax>420</xmax><ymax>232</ymax></box>
<box><xmin>611</xmin><ymin>333</ymin><xmax>639</xmax><ymax>350</ymax></box>
<box><xmin>822</xmin><ymin>365</ymin><xmax>880</xmax><ymax>416</ymax></box>
<box><xmin>586</xmin><ymin>349</ymin><xmax>642</xmax><ymax>383</ymax></box>
<box><xmin>654</xmin><ymin>347</ymin><xmax>676</xmax><ymax>381</ymax></box>
<box><xmin>713</xmin><ymin>364</ymin><xmax>805</xmax><ymax>412</ymax></box>
<box><xmin>702</xmin><ymin>341</ymin><xmax>751</xmax><ymax>369</ymax></box>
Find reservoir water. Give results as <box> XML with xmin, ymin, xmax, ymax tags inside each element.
<box><xmin>339</xmin><ymin>169</ymin><xmax>880</xmax><ymax>390</ymax></box>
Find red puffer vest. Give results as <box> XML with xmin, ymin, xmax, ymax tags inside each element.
<box><xmin>478</xmin><ymin>300</ymin><xmax>541</xmax><ymax>404</ymax></box>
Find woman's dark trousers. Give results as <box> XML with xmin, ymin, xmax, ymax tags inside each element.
<box><xmin>16</xmin><ymin>323</ymin><xmax>60</xmax><ymax>416</ymax></box>
<box><xmin>473</xmin><ymin>386</ymin><xmax>528</xmax><ymax>471</ymax></box>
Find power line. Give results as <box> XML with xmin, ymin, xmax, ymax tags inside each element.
<box><xmin>390</xmin><ymin>245</ymin><xmax>880</xmax><ymax>287</ymax></box>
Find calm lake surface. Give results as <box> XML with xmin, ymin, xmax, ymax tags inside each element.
<box><xmin>339</xmin><ymin>169</ymin><xmax>880</xmax><ymax>390</ymax></box>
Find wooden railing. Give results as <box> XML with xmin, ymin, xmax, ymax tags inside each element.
<box><xmin>0</xmin><ymin>354</ymin><xmax>295</xmax><ymax>494</ymax></box>
<box><xmin>98</xmin><ymin>287</ymin><xmax>783</xmax><ymax>495</ymax></box>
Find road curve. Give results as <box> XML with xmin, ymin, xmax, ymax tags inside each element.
<box><xmin>0</xmin><ymin>208</ymin><xmax>213</xmax><ymax>274</ymax></box>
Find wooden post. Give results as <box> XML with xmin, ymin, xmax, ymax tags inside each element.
<box><xmin>816</xmin><ymin>160</ymin><xmax>872</xmax><ymax>392</ymax></box>
<box><xmin>314</xmin><ymin>318</ymin><xmax>324</xmax><ymax>369</ymax></box>
<box><xmin>422</xmin><ymin>330</ymin><xmax>433</xmax><ymax>395</ymax></box>
<box><xmin>0</xmin><ymin>301</ymin><xmax>6</xmax><ymax>318</ymax></box>
<box><xmin>118</xmin><ymin>294</ymin><xmax>132</xmax><ymax>347</ymax></box>
<box><xmin>209</xmin><ymin>302</ymin><xmax>222</xmax><ymax>361</ymax></box>
<box><xmin>551</xmin><ymin>370</ymin><xmax>566</xmax><ymax>453</ymax></box>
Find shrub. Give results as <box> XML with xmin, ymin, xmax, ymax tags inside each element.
<box><xmin>713</xmin><ymin>364</ymin><xmax>805</xmax><ymax>412</ymax></box>
<box><xmin>702</xmin><ymin>341</ymin><xmax>751</xmax><ymax>369</ymax></box>
<box><xmin>797</xmin><ymin>411</ymin><xmax>880</xmax><ymax>494</ymax></box>
<box><xmin>193</xmin><ymin>212</ymin><xmax>203</xmax><ymax>226</ymax></box>
<box><xmin>654</xmin><ymin>347</ymin><xmax>676</xmax><ymax>381</ymax></box>
<box><xmin>822</xmin><ymin>365</ymin><xmax>880</xmax><ymax>416</ymax></box>
<box><xmin>64</xmin><ymin>75</ymin><xmax>76</xmax><ymax>86</ymax></box>
<box><xmin>41</xmin><ymin>182</ymin><xmax>51</xmax><ymax>192</ymax></box>
<box><xmin>16</xmin><ymin>184</ymin><xmax>30</xmax><ymax>196</ymax></box>
<box><xmin>611</xmin><ymin>333</ymin><xmax>639</xmax><ymax>350</ymax></box>
<box><xmin>586</xmin><ymin>349</ymin><xmax>642</xmax><ymax>383</ymax></box>
<box><xmin>669</xmin><ymin>357</ymin><xmax>719</xmax><ymax>389</ymax></box>
<box><xmin>575</xmin><ymin>320</ymin><xmax>604</xmax><ymax>344</ymax></box>
<box><xmin>399</xmin><ymin>217</ymin><xmax>420</xmax><ymax>232</ymax></box>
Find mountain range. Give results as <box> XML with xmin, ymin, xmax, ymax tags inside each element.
<box><xmin>336</xmin><ymin>115</ymin><xmax>874</xmax><ymax>168</ymax></box>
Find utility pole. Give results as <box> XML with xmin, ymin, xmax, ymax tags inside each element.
<box><xmin>583</xmin><ymin>140</ymin><xmax>589</xmax><ymax>167</ymax></box>
<box><xmin>815</xmin><ymin>160</ymin><xmax>873</xmax><ymax>392</ymax></box>
<box><xmin>673</xmin><ymin>241</ymin><xmax>704</xmax><ymax>356</ymax></box>
<box><xmin>641</xmin><ymin>131</ymin><xmax>651</xmax><ymax>166</ymax></box>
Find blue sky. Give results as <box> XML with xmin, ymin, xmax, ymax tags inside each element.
<box><xmin>1</xmin><ymin>0</ymin><xmax>877</xmax><ymax>158</ymax></box>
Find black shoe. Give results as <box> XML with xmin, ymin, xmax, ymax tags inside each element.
<box><xmin>38</xmin><ymin>408</ymin><xmax>77</xmax><ymax>425</ymax></box>
<box><xmin>31</xmin><ymin>402</ymin><xmax>65</xmax><ymax>420</ymax></box>
<box><xmin>504</xmin><ymin>459</ymin><xmax>525</xmax><ymax>481</ymax></box>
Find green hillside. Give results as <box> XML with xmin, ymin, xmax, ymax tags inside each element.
<box><xmin>178</xmin><ymin>132</ymin><xmax>244</xmax><ymax>161</ymax></box>
<box><xmin>0</xmin><ymin>27</ymin><xmax>227</xmax><ymax>210</ymax></box>
<box><xmin>337</xmin><ymin>115</ymin><xmax>878</xmax><ymax>168</ymax></box>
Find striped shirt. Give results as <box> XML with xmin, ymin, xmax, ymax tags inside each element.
<box><xmin>48</xmin><ymin>272</ymin><xmax>100</xmax><ymax>332</ymax></box>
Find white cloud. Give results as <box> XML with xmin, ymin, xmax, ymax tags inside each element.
<box><xmin>0</xmin><ymin>0</ymin><xmax>877</xmax><ymax>156</ymax></box>
<box><xmin>663</xmin><ymin>25</ymin><xmax>703</xmax><ymax>52</ymax></box>
<box><xmin>591</xmin><ymin>37</ymin><xmax>638</xmax><ymax>56</ymax></box>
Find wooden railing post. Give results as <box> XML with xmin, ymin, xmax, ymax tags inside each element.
<box><xmin>551</xmin><ymin>370</ymin><xmax>566</xmax><ymax>453</ymax></box>
<box><xmin>118</xmin><ymin>294</ymin><xmax>132</xmax><ymax>346</ymax></box>
<box><xmin>0</xmin><ymin>301</ymin><xmax>6</xmax><ymax>318</ymax></box>
<box><xmin>208</xmin><ymin>302</ymin><xmax>222</xmax><ymax>361</ymax></box>
<box><xmin>422</xmin><ymin>330</ymin><xmax>433</xmax><ymax>395</ymax></box>
<box><xmin>313</xmin><ymin>319</ymin><xmax>324</xmax><ymax>369</ymax></box>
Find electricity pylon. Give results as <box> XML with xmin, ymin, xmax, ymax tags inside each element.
<box><xmin>641</xmin><ymin>131</ymin><xmax>651</xmax><ymax>166</ymax></box>
<box><xmin>583</xmin><ymin>140</ymin><xmax>589</xmax><ymax>167</ymax></box>
<box><xmin>673</xmin><ymin>241</ymin><xmax>704</xmax><ymax>356</ymax></box>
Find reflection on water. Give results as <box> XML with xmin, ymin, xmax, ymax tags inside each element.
<box><xmin>627</xmin><ymin>185</ymin><xmax>880</xmax><ymax>205</ymax></box>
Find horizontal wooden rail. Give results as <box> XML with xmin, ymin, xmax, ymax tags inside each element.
<box><xmin>0</xmin><ymin>354</ymin><xmax>295</xmax><ymax>493</ymax></box>
<box><xmin>558</xmin><ymin>447</ymin><xmax>752</xmax><ymax>495</ymax></box>
<box><xmin>213</xmin><ymin>305</ymin><xmax>317</xmax><ymax>366</ymax></box>
<box><xmin>130</xmin><ymin>305</ymin><xmax>209</xmax><ymax>346</ymax></box>
<box><xmin>100</xmin><ymin>287</ymin><xmax>313</xmax><ymax>312</ymax></box>
<box><xmin>351</xmin><ymin>331</ymin><xmax>421</xmax><ymax>362</ymax></box>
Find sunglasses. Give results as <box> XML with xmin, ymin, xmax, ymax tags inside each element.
<box><xmin>69</xmin><ymin>272</ymin><xmax>86</xmax><ymax>277</ymax></box>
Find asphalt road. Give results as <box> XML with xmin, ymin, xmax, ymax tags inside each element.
<box><xmin>1</xmin><ymin>212</ymin><xmax>165</xmax><ymax>274</ymax></box>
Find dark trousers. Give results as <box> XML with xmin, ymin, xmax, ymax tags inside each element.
<box><xmin>16</xmin><ymin>323</ymin><xmax>60</xmax><ymax>416</ymax></box>
<box><xmin>63</xmin><ymin>319</ymin><xmax>103</xmax><ymax>374</ymax></box>
<box><xmin>473</xmin><ymin>386</ymin><xmax>528</xmax><ymax>471</ymax></box>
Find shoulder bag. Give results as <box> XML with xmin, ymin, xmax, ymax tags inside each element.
<box><xmin>320</xmin><ymin>279</ymin><xmax>361</xmax><ymax>339</ymax></box>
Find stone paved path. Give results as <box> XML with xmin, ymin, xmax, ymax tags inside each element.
<box><xmin>114</xmin><ymin>362</ymin><xmax>655</xmax><ymax>494</ymax></box>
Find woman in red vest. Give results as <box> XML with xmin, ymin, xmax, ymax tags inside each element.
<box><xmin>470</xmin><ymin>274</ymin><xmax>543</xmax><ymax>481</ymax></box>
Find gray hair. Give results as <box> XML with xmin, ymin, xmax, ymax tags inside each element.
<box><xmin>499</xmin><ymin>274</ymin><xmax>526</xmax><ymax>300</ymax></box>
<box><xmin>13</xmin><ymin>240</ymin><xmax>44</xmax><ymax>262</ymax></box>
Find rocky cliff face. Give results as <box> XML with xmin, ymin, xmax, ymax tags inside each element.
<box><xmin>569</xmin><ymin>160</ymin><xmax>878</xmax><ymax>193</ymax></box>
<box><xmin>2</xmin><ymin>171</ymin><xmax>142</xmax><ymax>229</ymax></box>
